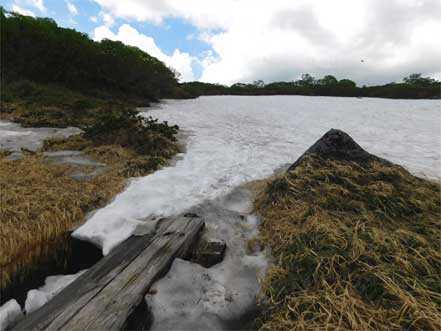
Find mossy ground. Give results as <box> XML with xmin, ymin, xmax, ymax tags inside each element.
<box><xmin>254</xmin><ymin>156</ymin><xmax>441</xmax><ymax>331</ymax></box>
<box><xmin>0</xmin><ymin>80</ymin><xmax>148</xmax><ymax>128</ymax></box>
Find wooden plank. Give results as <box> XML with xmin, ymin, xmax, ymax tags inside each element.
<box><xmin>13</xmin><ymin>215</ymin><xmax>204</xmax><ymax>331</ymax></box>
<box><xmin>13</xmin><ymin>234</ymin><xmax>157</xmax><ymax>331</ymax></box>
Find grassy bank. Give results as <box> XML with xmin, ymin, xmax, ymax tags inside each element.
<box><xmin>1</xmin><ymin>137</ymin><xmax>178</xmax><ymax>296</ymax></box>
<box><xmin>0</xmin><ymin>82</ymin><xmax>180</xmax><ymax>298</ymax></box>
<box><xmin>1</xmin><ymin>80</ymin><xmax>143</xmax><ymax>128</ymax></box>
<box><xmin>254</xmin><ymin>137</ymin><xmax>441</xmax><ymax>330</ymax></box>
<box><xmin>0</xmin><ymin>8</ymin><xmax>186</xmax><ymax>303</ymax></box>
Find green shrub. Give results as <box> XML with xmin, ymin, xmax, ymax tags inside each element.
<box><xmin>83</xmin><ymin>106</ymin><xmax>179</xmax><ymax>156</ymax></box>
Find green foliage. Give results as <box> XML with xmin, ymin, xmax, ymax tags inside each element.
<box><xmin>317</xmin><ymin>75</ymin><xmax>338</xmax><ymax>86</ymax></box>
<box><xmin>338</xmin><ymin>78</ymin><xmax>356</xmax><ymax>88</ymax></box>
<box><xmin>297</xmin><ymin>73</ymin><xmax>315</xmax><ymax>86</ymax></box>
<box><xmin>403</xmin><ymin>73</ymin><xmax>436</xmax><ymax>86</ymax></box>
<box><xmin>0</xmin><ymin>8</ymin><xmax>178</xmax><ymax>101</ymax></box>
<box><xmin>253</xmin><ymin>80</ymin><xmax>266</xmax><ymax>88</ymax></box>
<box><xmin>83</xmin><ymin>106</ymin><xmax>179</xmax><ymax>156</ymax></box>
<box><xmin>180</xmin><ymin>81</ymin><xmax>229</xmax><ymax>97</ymax></box>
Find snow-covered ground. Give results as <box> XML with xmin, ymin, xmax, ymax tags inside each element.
<box><xmin>3</xmin><ymin>96</ymin><xmax>439</xmax><ymax>330</ymax></box>
<box><xmin>0</xmin><ymin>300</ymin><xmax>22</xmax><ymax>331</ymax></box>
<box><xmin>73</xmin><ymin>95</ymin><xmax>441</xmax><ymax>255</ymax></box>
<box><xmin>146</xmin><ymin>188</ymin><xmax>268</xmax><ymax>330</ymax></box>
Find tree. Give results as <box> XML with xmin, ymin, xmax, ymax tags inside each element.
<box><xmin>1</xmin><ymin>8</ymin><xmax>178</xmax><ymax>100</ymax></box>
<box><xmin>403</xmin><ymin>73</ymin><xmax>436</xmax><ymax>86</ymax></box>
<box><xmin>297</xmin><ymin>73</ymin><xmax>315</xmax><ymax>86</ymax></box>
<box><xmin>317</xmin><ymin>75</ymin><xmax>338</xmax><ymax>86</ymax></box>
<box><xmin>253</xmin><ymin>80</ymin><xmax>265</xmax><ymax>88</ymax></box>
<box><xmin>338</xmin><ymin>79</ymin><xmax>356</xmax><ymax>88</ymax></box>
<box><xmin>170</xmin><ymin>68</ymin><xmax>182</xmax><ymax>82</ymax></box>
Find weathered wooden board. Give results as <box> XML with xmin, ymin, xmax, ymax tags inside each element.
<box><xmin>13</xmin><ymin>215</ymin><xmax>204</xmax><ymax>330</ymax></box>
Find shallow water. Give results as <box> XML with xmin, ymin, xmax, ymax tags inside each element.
<box><xmin>73</xmin><ymin>95</ymin><xmax>441</xmax><ymax>254</ymax></box>
<box><xmin>0</xmin><ymin>120</ymin><xmax>81</xmax><ymax>152</ymax></box>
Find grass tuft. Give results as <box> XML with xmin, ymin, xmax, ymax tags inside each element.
<box><xmin>255</xmin><ymin>155</ymin><xmax>441</xmax><ymax>331</ymax></box>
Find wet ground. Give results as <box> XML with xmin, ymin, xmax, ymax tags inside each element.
<box><xmin>0</xmin><ymin>120</ymin><xmax>81</xmax><ymax>153</ymax></box>
<box><xmin>0</xmin><ymin>120</ymin><xmax>107</xmax><ymax>180</ymax></box>
<box><xmin>147</xmin><ymin>187</ymin><xmax>269</xmax><ymax>331</ymax></box>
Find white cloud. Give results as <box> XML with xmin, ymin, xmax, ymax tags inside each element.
<box><xmin>93</xmin><ymin>24</ymin><xmax>195</xmax><ymax>82</ymax></box>
<box><xmin>99</xmin><ymin>11</ymin><xmax>114</xmax><ymax>27</ymax></box>
<box><xmin>66</xmin><ymin>1</ymin><xmax>78</xmax><ymax>16</ymax></box>
<box><xmin>90</xmin><ymin>16</ymin><xmax>98</xmax><ymax>23</ymax></box>
<box><xmin>15</xmin><ymin>0</ymin><xmax>46</xmax><ymax>14</ymax></box>
<box><xmin>93</xmin><ymin>0</ymin><xmax>245</xmax><ymax>28</ymax></box>
<box><xmin>94</xmin><ymin>0</ymin><xmax>441</xmax><ymax>85</ymax></box>
<box><xmin>11</xmin><ymin>4</ymin><xmax>36</xmax><ymax>17</ymax></box>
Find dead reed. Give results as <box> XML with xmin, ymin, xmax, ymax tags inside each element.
<box><xmin>0</xmin><ymin>154</ymin><xmax>125</xmax><ymax>290</ymax></box>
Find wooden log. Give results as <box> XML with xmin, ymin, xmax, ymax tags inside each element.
<box><xmin>13</xmin><ymin>215</ymin><xmax>204</xmax><ymax>331</ymax></box>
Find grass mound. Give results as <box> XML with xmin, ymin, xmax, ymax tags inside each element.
<box><xmin>255</xmin><ymin>143</ymin><xmax>440</xmax><ymax>330</ymax></box>
<box><xmin>1</xmin><ymin>131</ymin><xmax>179</xmax><ymax>294</ymax></box>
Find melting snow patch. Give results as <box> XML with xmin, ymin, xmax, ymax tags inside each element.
<box><xmin>147</xmin><ymin>259</ymin><xmax>252</xmax><ymax>330</ymax></box>
<box><xmin>24</xmin><ymin>270</ymin><xmax>87</xmax><ymax>314</ymax></box>
<box><xmin>0</xmin><ymin>300</ymin><xmax>23</xmax><ymax>331</ymax></box>
<box><xmin>73</xmin><ymin>214</ymin><xmax>144</xmax><ymax>255</ymax></box>
<box><xmin>73</xmin><ymin>96</ymin><xmax>440</xmax><ymax>255</ymax></box>
<box><xmin>0</xmin><ymin>120</ymin><xmax>81</xmax><ymax>152</ymax></box>
<box><xmin>146</xmin><ymin>188</ymin><xmax>269</xmax><ymax>330</ymax></box>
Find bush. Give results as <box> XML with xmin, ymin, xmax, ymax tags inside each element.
<box><xmin>83</xmin><ymin>106</ymin><xmax>179</xmax><ymax>156</ymax></box>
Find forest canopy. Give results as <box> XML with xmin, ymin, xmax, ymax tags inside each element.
<box><xmin>0</xmin><ymin>8</ymin><xmax>179</xmax><ymax>101</ymax></box>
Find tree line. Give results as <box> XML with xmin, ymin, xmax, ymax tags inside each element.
<box><xmin>0</xmin><ymin>8</ymin><xmax>181</xmax><ymax>102</ymax></box>
<box><xmin>1</xmin><ymin>8</ymin><xmax>438</xmax><ymax>101</ymax></box>
<box><xmin>182</xmin><ymin>73</ymin><xmax>440</xmax><ymax>99</ymax></box>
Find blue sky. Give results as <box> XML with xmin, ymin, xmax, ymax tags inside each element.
<box><xmin>0</xmin><ymin>0</ymin><xmax>214</xmax><ymax>81</ymax></box>
<box><xmin>1</xmin><ymin>0</ymin><xmax>209</xmax><ymax>55</ymax></box>
<box><xmin>2</xmin><ymin>0</ymin><xmax>440</xmax><ymax>85</ymax></box>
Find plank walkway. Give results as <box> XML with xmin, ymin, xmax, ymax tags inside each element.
<box><xmin>13</xmin><ymin>215</ymin><xmax>205</xmax><ymax>330</ymax></box>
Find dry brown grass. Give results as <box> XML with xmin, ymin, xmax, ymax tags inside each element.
<box><xmin>1</xmin><ymin>82</ymin><xmax>180</xmax><ymax>295</ymax></box>
<box><xmin>0</xmin><ymin>154</ymin><xmax>125</xmax><ymax>290</ymax></box>
<box><xmin>1</xmin><ymin>133</ymin><xmax>177</xmax><ymax>292</ymax></box>
<box><xmin>42</xmin><ymin>134</ymin><xmax>91</xmax><ymax>151</ymax></box>
<box><xmin>254</xmin><ymin>155</ymin><xmax>441</xmax><ymax>331</ymax></box>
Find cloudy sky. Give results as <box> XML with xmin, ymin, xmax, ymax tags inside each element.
<box><xmin>2</xmin><ymin>0</ymin><xmax>441</xmax><ymax>85</ymax></box>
